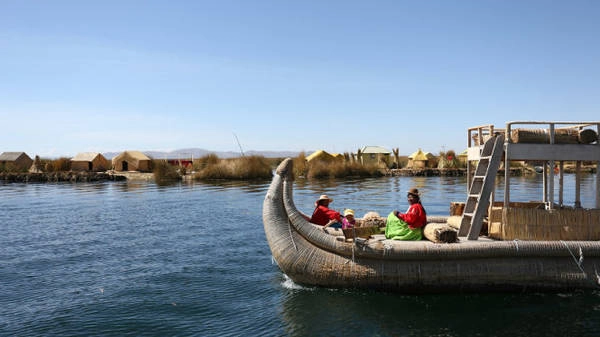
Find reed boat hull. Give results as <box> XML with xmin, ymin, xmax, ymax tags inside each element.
<box><xmin>263</xmin><ymin>158</ymin><xmax>600</xmax><ymax>292</ymax></box>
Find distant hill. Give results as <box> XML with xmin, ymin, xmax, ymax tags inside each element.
<box><xmin>102</xmin><ymin>148</ymin><xmax>305</xmax><ymax>160</ymax></box>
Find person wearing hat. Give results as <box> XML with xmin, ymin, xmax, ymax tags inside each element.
<box><xmin>393</xmin><ymin>188</ymin><xmax>427</xmax><ymax>229</ymax></box>
<box><xmin>310</xmin><ymin>194</ymin><xmax>342</xmax><ymax>228</ymax></box>
<box><xmin>341</xmin><ymin>209</ymin><xmax>356</xmax><ymax>229</ymax></box>
<box><xmin>385</xmin><ymin>188</ymin><xmax>427</xmax><ymax>240</ymax></box>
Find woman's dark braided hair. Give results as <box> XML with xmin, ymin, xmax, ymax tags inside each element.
<box><xmin>408</xmin><ymin>192</ymin><xmax>426</xmax><ymax>215</ymax></box>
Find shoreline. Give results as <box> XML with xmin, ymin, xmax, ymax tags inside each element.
<box><xmin>386</xmin><ymin>166</ymin><xmax>597</xmax><ymax>177</ymax></box>
<box><xmin>1</xmin><ymin>165</ymin><xmax>597</xmax><ymax>183</ymax></box>
<box><xmin>0</xmin><ymin>171</ymin><xmax>127</xmax><ymax>183</ymax></box>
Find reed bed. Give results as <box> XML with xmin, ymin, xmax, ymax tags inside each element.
<box><xmin>152</xmin><ymin>159</ymin><xmax>182</xmax><ymax>184</ymax></box>
<box><xmin>38</xmin><ymin>157</ymin><xmax>71</xmax><ymax>172</ymax></box>
<box><xmin>305</xmin><ymin>160</ymin><xmax>383</xmax><ymax>179</ymax></box>
<box><xmin>193</xmin><ymin>155</ymin><xmax>272</xmax><ymax>180</ymax></box>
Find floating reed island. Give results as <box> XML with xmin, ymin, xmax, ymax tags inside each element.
<box><xmin>0</xmin><ymin>171</ymin><xmax>126</xmax><ymax>183</ymax></box>
<box><xmin>2</xmin><ymin>125</ymin><xmax>597</xmax><ymax>183</ymax></box>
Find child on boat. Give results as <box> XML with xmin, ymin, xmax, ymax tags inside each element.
<box><xmin>342</xmin><ymin>209</ymin><xmax>356</xmax><ymax>229</ymax></box>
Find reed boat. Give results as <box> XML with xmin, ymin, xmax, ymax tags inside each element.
<box><xmin>263</xmin><ymin>121</ymin><xmax>600</xmax><ymax>292</ymax></box>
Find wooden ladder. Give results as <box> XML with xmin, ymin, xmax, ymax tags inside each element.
<box><xmin>458</xmin><ymin>134</ymin><xmax>505</xmax><ymax>240</ymax></box>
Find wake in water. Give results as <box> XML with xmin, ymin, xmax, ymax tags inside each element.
<box><xmin>281</xmin><ymin>274</ymin><xmax>307</xmax><ymax>290</ymax></box>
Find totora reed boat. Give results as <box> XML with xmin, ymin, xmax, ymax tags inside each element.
<box><xmin>262</xmin><ymin>121</ymin><xmax>600</xmax><ymax>292</ymax></box>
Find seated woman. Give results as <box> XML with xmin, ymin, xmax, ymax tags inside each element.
<box><xmin>386</xmin><ymin>188</ymin><xmax>427</xmax><ymax>240</ymax></box>
<box><xmin>310</xmin><ymin>194</ymin><xmax>342</xmax><ymax>228</ymax></box>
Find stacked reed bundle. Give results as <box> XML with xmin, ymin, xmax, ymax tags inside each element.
<box><xmin>510</xmin><ymin>128</ymin><xmax>598</xmax><ymax>144</ymax></box>
<box><xmin>423</xmin><ymin>223</ymin><xmax>458</xmax><ymax>243</ymax></box>
<box><xmin>358</xmin><ymin>213</ymin><xmax>386</xmax><ymax>228</ymax></box>
<box><xmin>488</xmin><ymin>207</ymin><xmax>600</xmax><ymax>240</ymax></box>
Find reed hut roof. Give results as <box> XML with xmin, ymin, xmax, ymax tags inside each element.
<box><xmin>306</xmin><ymin>150</ymin><xmax>334</xmax><ymax>162</ymax></box>
<box><xmin>114</xmin><ymin>150</ymin><xmax>151</xmax><ymax>161</ymax></box>
<box><xmin>360</xmin><ymin>146</ymin><xmax>390</xmax><ymax>154</ymax></box>
<box><xmin>0</xmin><ymin>152</ymin><xmax>30</xmax><ymax>161</ymax></box>
<box><xmin>408</xmin><ymin>148</ymin><xmax>433</xmax><ymax>161</ymax></box>
<box><xmin>71</xmin><ymin>152</ymin><xmax>106</xmax><ymax>162</ymax></box>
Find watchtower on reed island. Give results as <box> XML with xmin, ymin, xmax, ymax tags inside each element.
<box><xmin>459</xmin><ymin>121</ymin><xmax>600</xmax><ymax>241</ymax></box>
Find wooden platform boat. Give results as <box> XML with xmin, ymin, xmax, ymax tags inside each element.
<box><xmin>262</xmin><ymin>121</ymin><xmax>600</xmax><ymax>292</ymax></box>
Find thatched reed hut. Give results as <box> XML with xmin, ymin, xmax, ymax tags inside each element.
<box><xmin>71</xmin><ymin>152</ymin><xmax>110</xmax><ymax>172</ymax></box>
<box><xmin>0</xmin><ymin>152</ymin><xmax>33</xmax><ymax>171</ymax></box>
<box><xmin>112</xmin><ymin>151</ymin><xmax>151</xmax><ymax>172</ymax></box>
<box><xmin>359</xmin><ymin>146</ymin><xmax>390</xmax><ymax>166</ymax></box>
<box><xmin>407</xmin><ymin>148</ymin><xmax>434</xmax><ymax>168</ymax></box>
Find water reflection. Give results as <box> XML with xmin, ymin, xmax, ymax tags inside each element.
<box><xmin>189</xmin><ymin>179</ymin><xmax>271</xmax><ymax>194</ymax></box>
<box><xmin>292</xmin><ymin>176</ymin><xmax>469</xmax><ymax>217</ymax></box>
<box><xmin>279</xmin><ymin>284</ymin><xmax>600</xmax><ymax>337</ymax></box>
<box><xmin>72</xmin><ymin>182</ymin><xmax>110</xmax><ymax>193</ymax></box>
<box><xmin>281</xmin><ymin>173</ymin><xmax>598</xmax><ymax>219</ymax></box>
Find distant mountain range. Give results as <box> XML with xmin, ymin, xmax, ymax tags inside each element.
<box><xmin>102</xmin><ymin>148</ymin><xmax>305</xmax><ymax>160</ymax></box>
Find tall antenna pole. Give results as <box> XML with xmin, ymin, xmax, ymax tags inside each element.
<box><xmin>233</xmin><ymin>132</ymin><xmax>245</xmax><ymax>157</ymax></box>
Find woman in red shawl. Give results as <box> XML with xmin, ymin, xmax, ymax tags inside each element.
<box><xmin>393</xmin><ymin>188</ymin><xmax>427</xmax><ymax>229</ymax></box>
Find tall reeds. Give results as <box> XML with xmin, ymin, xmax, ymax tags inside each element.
<box><xmin>153</xmin><ymin>159</ymin><xmax>182</xmax><ymax>184</ymax></box>
<box><xmin>292</xmin><ymin>152</ymin><xmax>307</xmax><ymax>178</ymax></box>
<box><xmin>193</xmin><ymin>154</ymin><xmax>273</xmax><ymax>180</ymax></box>
<box><xmin>305</xmin><ymin>160</ymin><xmax>383</xmax><ymax>179</ymax></box>
<box><xmin>43</xmin><ymin>157</ymin><xmax>71</xmax><ymax>172</ymax></box>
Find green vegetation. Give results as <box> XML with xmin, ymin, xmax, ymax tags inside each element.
<box><xmin>193</xmin><ymin>154</ymin><xmax>273</xmax><ymax>180</ymax></box>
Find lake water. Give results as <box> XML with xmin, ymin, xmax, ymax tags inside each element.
<box><xmin>2</xmin><ymin>173</ymin><xmax>600</xmax><ymax>336</ymax></box>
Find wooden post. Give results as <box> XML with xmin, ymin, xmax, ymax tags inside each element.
<box><xmin>597</xmin><ymin>123</ymin><xmax>600</xmax><ymax>209</ymax></box>
<box><xmin>575</xmin><ymin>161</ymin><xmax>581</xmax><ymax>208</ymax></box>
<box><xmin>504</xmin><ymin>122</ymin><xmax>511</xmax><ymax>207</ymax></box>
<box><xmin>559</xmin><ymin>161</ymin><xmax>564</xmax><ymax>207</ymax></box>
<box><xmin>543</xmin><ymin>163</ymin><xmax>548</xmax><ymax>204</ymax></box>
<box><xmin>547</xmin><ymin>123</ymin><xmax>555</xmax><ymax>209</ymax></box>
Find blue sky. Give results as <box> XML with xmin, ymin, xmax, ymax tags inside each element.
<box><xmin>1</xmin><ymin>1</ymin><xmax>599</xmax><ymax>157</ymax></box>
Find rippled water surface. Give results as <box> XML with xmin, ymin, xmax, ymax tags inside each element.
<box><xmin>1</xmin><ymin>173</ymin><xmax>599</xmax><ymax>336</ymax></box>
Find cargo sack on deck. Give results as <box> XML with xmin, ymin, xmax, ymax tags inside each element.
<box><xmin>385</xmin><ymin>212</ymin><xmax>422</xmax><ymax>241</ymax></box>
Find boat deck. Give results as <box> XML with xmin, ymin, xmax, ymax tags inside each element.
<box><xmin>324</xmin><ymin>226</ymin><xmax>499</xmax><ymax>245</ymax></box>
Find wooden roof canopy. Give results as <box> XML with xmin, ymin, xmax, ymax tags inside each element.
<box><xmin>466</xmin><ymin>121</ymin><xmax>600</xmax><ymax>210</ymax></box>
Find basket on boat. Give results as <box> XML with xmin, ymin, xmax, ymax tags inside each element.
<box><xmin>342</xmin><ymin>226</ymin><xmax>381</xmax><ymax>239</ymax></box>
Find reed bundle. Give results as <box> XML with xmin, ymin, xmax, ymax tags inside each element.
<box><xmin>358</xmin><ymin>214</ymin><xmax>386</xmax><ymax>228</ymax></box>
<box><xmin>510</xmin><ymin>128</ymin><xmax>598</xmax><ymax>144</ymax></box>
<box><xmin>423</xmin><ymin>223</ymin><xmax>458</xmax><ymax>243</ymax></box>
<box><xmin>489</xmin><ymin>207</ymin><xmax>600</xmax><ymax>240</ymax></box>
<box><xmin>446</xmin><ymin>216</ymin><xmax>462</xmax><ymax>229</ymax></box>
